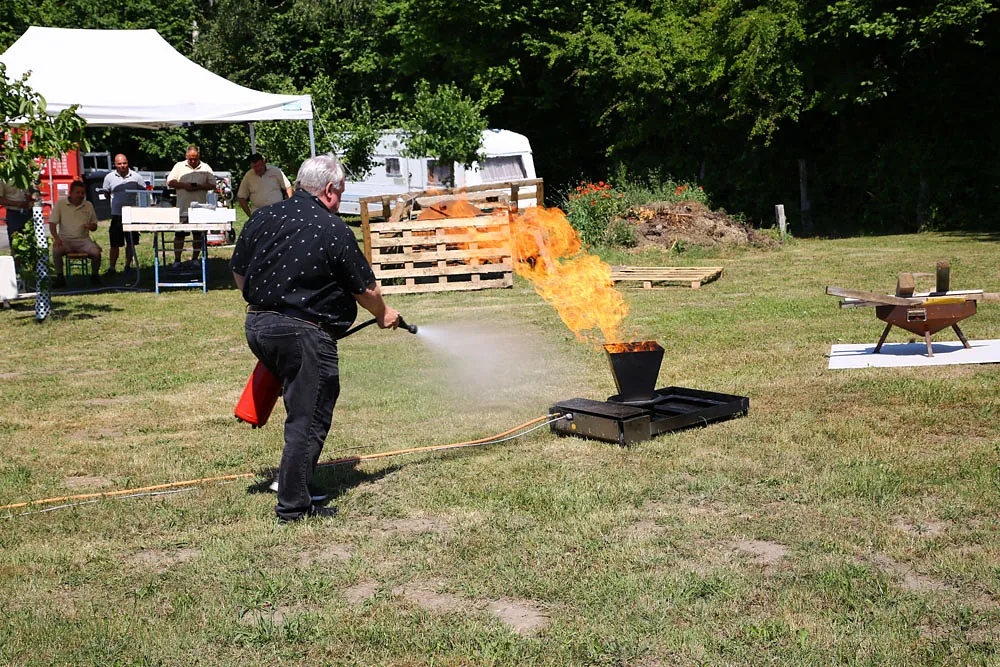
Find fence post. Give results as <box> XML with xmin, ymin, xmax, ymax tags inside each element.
<box><xmin>774</xmin><ymin>204</ymin><xmax>786</xmax><ymax>237</ymax></box>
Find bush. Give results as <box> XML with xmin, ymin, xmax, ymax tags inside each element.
<box><xmin>563</xmin><ymin>180</ymin><xmax>627</xmax><ymax>245</ymax></box>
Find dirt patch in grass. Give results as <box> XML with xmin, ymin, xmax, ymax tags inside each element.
<box><xmin>486</xmin><ymin>598</ymin><xmax>551</xmax><ymax>636</ymax></box>
<box><xmin>870</xmin><ymin>554</ymin><xmax>950</xmax><ymax>592</ymax></box>
<box><xmin>730</xmin><ymin>539</ymin><xmax>789</xmax><ymax>566</ymax></box>
<box><xmin>628</xmin><ymin>520</ymin><xmax>668</xmax><ymax>538</ymax></box>
<box><xmin>629</xmin><ymin>200</ymin><xmax>779</xmax><ymax>251</ymax></box>
<box><xmin>391</xmin><ymin>580</ymin><xmax>551</xmax><ymax>635</ymax></box>
<box><xmin>63</xmin><ymin>475</ymin><xmax>112</xmax><ymax>489</ymax></box>
<box><xmin>892</xmin><ymin>516</ymin><xmax>949</xmax><ymax>537</ymax></box>
<box><xmin>393</xmin><ymin>581</ymin><xmax>466</xmax><ymax>613</ymax></box>
<box><xmin>129</xmin><ymin>547</ymin><xmax>200</xmax><ymax>573</ymax></box>
<box><xmin>298</xmin><ymin>543</ymin><xmax>354</xmax><ymax>566</ymax></box>
<box><xmin>0</xmin><ymin>372</ymin><xmax>23</xmax><ymax>380</ymax></box>
<box><xmin>344</xmin><ymin>582</ymin><xmax>379</xmax><ymax>606</ymax></box>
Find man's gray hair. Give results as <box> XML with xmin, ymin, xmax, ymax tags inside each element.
<box><xmin>295</xmin><ymin>153</ymin><xmax>346</xmax><ymax>195</ymax></box>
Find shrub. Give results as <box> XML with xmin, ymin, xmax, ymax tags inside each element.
<box><xmin>563</xmin><ymin>180</ymin><xmax>627</xmax><ymax>245</ymax></box>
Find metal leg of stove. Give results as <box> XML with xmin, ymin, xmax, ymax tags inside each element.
<box><xmin>924</xmin><ymin>331</ymin><xmax>934</xmax><ymax>357</ymax></box>
<box><xmin>953</xmin><ymin>323</ymin><xmax>971</xmax><ymax>349</ymax></box>
<box><xmin>874</xmin><ymin>322</ymin><xmax>893</xmax><ymax>353</ymax></box>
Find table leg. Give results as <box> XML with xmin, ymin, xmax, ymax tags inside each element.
<box><xmin>952</xmin><ymin>324</ymin><xmax>971</xmax><ymax>349</ymax></box>
<box><xmin>201</xmin><ymin>235</ymin><xmax>208</xmax><ymax>293</ymax></box>
<box><xmin>874</xmin><ymin>322</ymin><xmax>892</xmax><ymax>353</ymax></box>
<box><xmin>125</xmin><ymin>234</ymin><xmax>140</xmax><ymax>288</ymax></box>
<box><xmin>153</xmin><ymin>232</ymin><xmax>161</xmax><ymax>295</ymax></box>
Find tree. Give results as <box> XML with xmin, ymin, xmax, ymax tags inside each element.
<box><xmin>1</xmin><ymin>63</ymin><xmax>88</xmax><ymax>289</ymax></box>
<box><xmin>401</xmin><ymin>81</ymin><xmax>490</xmax><ymax>187</ymax></box>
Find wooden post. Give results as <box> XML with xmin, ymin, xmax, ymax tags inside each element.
<box><xmin>381</xmin><ymin>196</ymin><xmax>391</xmax><ymax>221</ymax></box>
<box><xmin>511</xmin><ymin>184</ymin><xmax>520</xmax><ymax>213</ymax></box>
<box><xmin>535</xmin><ymin>181</ymin><xmax>544</xmax><ymax>208</ymax></box>
<box><xmin>360</xmin><ymin>199</ymin><xmax>372</xmax><ymax>262</ymax></box>
<box><xmin>774</xmin><ymin>204</ymin><xmax>786</xmax><ymax>236</ymax></box>
<box><xmin>936</xmin><ymin>261</ymin><xmax>950</xmax><ymax>294</ymax></box>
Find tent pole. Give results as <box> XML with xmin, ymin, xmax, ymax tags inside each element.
<box><xmin>249</xmin><ymin>122</ymin><xmax>257</xmax><ymax>153</ymax></box>
<box><xmin>308</xmin><ymin>119</ymin><xmax>316</xmax><ymax>157</ymax></box>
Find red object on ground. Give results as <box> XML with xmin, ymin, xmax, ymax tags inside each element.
<box><xmin>234</xmin><ymin>361</ymin><xmax>283</xmax><ymax>427</ymax></box>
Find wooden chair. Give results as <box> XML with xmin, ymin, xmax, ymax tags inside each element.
<box><xmin>64</xmin><ymin>252</ymin><xmax>91</xmax><ymax>284</ymax></box>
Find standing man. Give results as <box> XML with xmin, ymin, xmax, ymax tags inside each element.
<box><xmin>236</xmin><ymin>153</ymin><xmax>292</xmax><ymax>217</ymax></box>
<box><xmin>50</xmin><ymin>180</ymin><xmax>102</xmax><ymax>287</ymax></box>
<box><xmin>101</xmin><ymin>153</ymin><xmax>146</xmax><ymax>276</ymax></box>
<box><xmin>0</xmin><ymin>180</ymin><xmax>31</xmax><ymax>248</ymax></box>
<box><xmin>167</xmin><ymin>145</ymin><xmax>215</xmax><ymax>270</ymax></box>
<box><xmin>231</xmin><ymin>154</ymin><xmax>400</xmax><ymax>524</ymax></box>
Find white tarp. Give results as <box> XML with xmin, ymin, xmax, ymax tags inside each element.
<box><xmin>0</xmin><ymin>27</ymin><xmax>312</xmax><ymax>128</ymax></box>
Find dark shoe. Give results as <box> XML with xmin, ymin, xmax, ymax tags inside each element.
<box><xmin>103</xmin><ymin>268</ymin><xmax>117</xmax><ymax>277</ymax></box>
<box><xmin>90</xmin><ymin>275</ymin><xmax>102</xmax><ymax>287</ymax></box>
<box><xmin>278</xmin><ymin>504</ymin><xmax>339</xmax><ymax>525</ymax></box>
<box><xmin>123</xmin><ymin>266</ymin><xmax>135</xmax><ymax>276</ymax></box>
<box><xmin>53</xmin><ymin>274</ymin><xmax>66</xmax><ymax>288</ymax></box>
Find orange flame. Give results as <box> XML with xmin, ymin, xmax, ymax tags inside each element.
<box><xmin>508</xmin><ymin>207</ymin><xmax>629</xmax><ymax>345</ymax></box>
<box><xmin>603</xmin><ymin>341</ymin><xmax>661</xmax><ymax>354</ymax></box>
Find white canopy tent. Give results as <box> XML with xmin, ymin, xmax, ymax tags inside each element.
<box><xmin>0</xmin><ymin>26</ymin><xmax>315</xmax><ymax>154</ymax></box>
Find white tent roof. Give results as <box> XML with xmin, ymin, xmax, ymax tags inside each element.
<box><xmin>0</xmin><ymin>27</ymin><xmax>312</xmax><ymax>128</ymax></box>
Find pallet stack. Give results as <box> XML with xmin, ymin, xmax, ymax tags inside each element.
<box><xmin>366</xmin><ymin>214</ymin><xmax>514</xmax><ymax>295</ymax></box>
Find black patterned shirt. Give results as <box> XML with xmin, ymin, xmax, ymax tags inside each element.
<box><xmin>231</xmin><ymin>189</ymin><xmax>375</xmax><ymax>334</ymax></box>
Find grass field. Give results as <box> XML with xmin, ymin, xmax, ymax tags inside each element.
<box><xmin>1</xmin><ymin>228</ymin><xmax>999</xmax><ymax>665</ymax></box>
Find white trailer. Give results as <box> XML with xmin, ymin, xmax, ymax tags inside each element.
<box><xmin>339</xmin><ymin>129</ymin><xmax>538</xmax><ymax>216</ymax></box>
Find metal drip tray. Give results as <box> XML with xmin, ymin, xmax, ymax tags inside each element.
<box><xmin>550</xmin><ymin>386</ymin><xmax>749</xmax><ymax>447</ymax></box>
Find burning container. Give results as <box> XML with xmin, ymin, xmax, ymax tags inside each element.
<box><xmin>549</xmin><ymin>341</ymin><xmax>748</xmax><ymax>446</ymax></box>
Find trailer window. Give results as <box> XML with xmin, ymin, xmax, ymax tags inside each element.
<box><xmin>482</xmin><ymin>156</ymin><xmax>526</xmax><ymax>182</ymax></box>
<box><xmin>385</xmin><ymin>158</ymin><xmax>401</xmax><ymax>177</ymax></box>
<box><xmin>427</xmin><ymin>160</ymin><xmax>454</xmax><ymax>186</ymax></box>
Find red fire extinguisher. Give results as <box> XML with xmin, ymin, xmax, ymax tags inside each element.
<box><xmin>234</xmin><ymin>361</ymin><xmax>282</xmax><ymax>428</ymax></box>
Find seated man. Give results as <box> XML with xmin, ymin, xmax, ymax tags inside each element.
<box><xmin>50</xmin><ymin>180</ymin><xmax>102</xmax><ymax>287</ymax></box>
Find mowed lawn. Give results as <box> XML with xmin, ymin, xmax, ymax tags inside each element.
<box><xmin>1</xmin><ymin>230</ymin><xmax>998</xmax><ymax>665</ymax></box>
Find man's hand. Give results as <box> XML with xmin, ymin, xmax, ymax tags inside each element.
<box><xmin>378</xmin><ymin>305</ymin><xmax>401</xmax><ymax>329</ymax></box>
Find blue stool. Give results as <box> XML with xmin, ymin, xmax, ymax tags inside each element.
<box><xmin>64</xmin><ymin>252</ymin><xmax>91</xmax><ymax>284</ymax></box>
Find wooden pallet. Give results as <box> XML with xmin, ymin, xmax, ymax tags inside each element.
<box><xmin>610</xmin><ymin>266</ymin><xmax>723</xmax><ymax>289</ymax></box>
<box><xmin>366</xmin><ymin>215</ymin><xmax>514</xmax><ymax>294</ymax></box>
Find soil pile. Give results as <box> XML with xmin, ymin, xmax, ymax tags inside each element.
<box><xmin>626</xmin><ymin>200</ymin><xmax>778</xmax><ymax>250</ymax></box>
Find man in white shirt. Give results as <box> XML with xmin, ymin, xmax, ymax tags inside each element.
<box><xmin>50</xmin><ymin>180</ymin><xmax>102</xmax><ymax>287</ymax></box>
<box><xmin>101</xmin><ymin>153</ymin><xmax>147</xmax><ymax>276</ymax></box>
<box><xmin>236</xmin><ymin>153</ymin><xmax>292</xmax><ymax>217</ymax></box>
<box><xmin>166</xmin><ymin>145</ymin><xmax>215</xmax><ymax>269</ymax></box>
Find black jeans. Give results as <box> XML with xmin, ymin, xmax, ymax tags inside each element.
<box><xmin>245</xmin><ymin>311</ymin><xmax>340</xmax><ymax>521</ymax></box>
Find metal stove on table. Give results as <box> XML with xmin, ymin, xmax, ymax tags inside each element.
<box><xmin>549</xmin><ymin>341</ymin><xmax>749</xmax><ymax>447</ymax></box>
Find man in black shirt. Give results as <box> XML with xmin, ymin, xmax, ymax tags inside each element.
<box><xmin>231</xmin><ymin>153</ymin><xmax>400</xmax><ymax>524</ymax></box>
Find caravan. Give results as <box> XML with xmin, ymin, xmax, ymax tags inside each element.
<box><xmin>338</xmin><ymin>129</ymin><xmax>538</xmax><ymax>216</ymax></box>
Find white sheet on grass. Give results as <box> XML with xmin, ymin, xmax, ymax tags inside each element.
<box><xmin>828</xmin><ymin>339</ymin><xmax>1000</xmax><ymax>369</ymax></box>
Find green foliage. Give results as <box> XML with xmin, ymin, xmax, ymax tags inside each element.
<box><xmin>3</xmin><ymin>0</ymin><xmax>999</xmax><ymax>234</ymax></box>
<box><xmin>563</xmin><ymin>180</ymin><xmax>628</xmax><ymax>245</ymax></box>
<box><xmin>401</xmin><ymin>81</ymin><xmax>490</xmax><ymax>186</ymax></box>
<box><xmin>1</xmin><ymin>63</ymin><xmax>87</xmax><ymax>285</ymax></box>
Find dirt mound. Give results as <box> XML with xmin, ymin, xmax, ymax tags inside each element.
<box><xmin>626</xmin><ymin>200</ymin><xmax>778</xmax><ymax>250</ymax></box>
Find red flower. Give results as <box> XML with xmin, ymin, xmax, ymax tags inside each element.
<box><xmin>590</xmin><ymin>201</ymin><xmax>596</xmax><ymax>205</ymax></box>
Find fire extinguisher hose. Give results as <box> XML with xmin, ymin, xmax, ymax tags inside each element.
<box><xmin>1</xmin><ymin>414</ymin><xmax>562</xmax><ymax>514</ymax></box>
